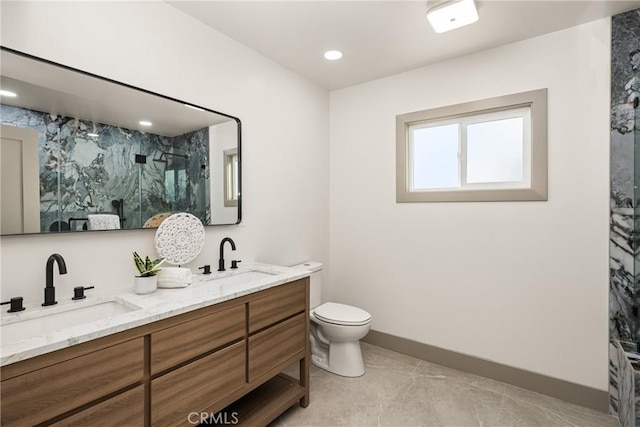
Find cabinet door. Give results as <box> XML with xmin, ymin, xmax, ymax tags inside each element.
<box><xmin>151</xmin><ymin>304</ymin><xmax>245</xmax><ymax>374</ymax></box>
<box><xmin>151</xmin><ymin>341</ymin><xmax>246</xmax><ymax>426</ymax></box>
<box><xmin>248</xmin><ymin>280</ymin><xmax>306</xmax><ymax>333</ymax></box>
<box><xmin>1</xmin><ymin>338</ymin><xmax>143</xmax><ymax>426</ymax></box>
<box><xmin>51</xmin><ymin>386</ymin><xmax>144</xmax><ymax>427</ymax></box>
<box><xmin>248</xmin><ymin>313</ymin><xmax>306</xmax><ymax>383</ymax></box>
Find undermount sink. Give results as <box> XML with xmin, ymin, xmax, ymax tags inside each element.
<box><xmin>1</xmin><ymin>299</ymin><xmax>140</xmax><ymax>346</ymax></box>
<box><xmin>202</xmin><ymin>270</ymin><xmax>278</xmax><ymax>286</ymax></box>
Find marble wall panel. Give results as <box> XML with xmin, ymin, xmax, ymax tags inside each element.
<box><xmin>610</xmin><ymin>8</ymin><xmax>640</xmax><ymax>424</ymax></box>
<box><xmin>611</xmin><ymin>341</ymin><xmax>636</xmax><ymax>427</ymax></box>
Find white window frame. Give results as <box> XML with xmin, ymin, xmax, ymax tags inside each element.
<box><xmin>396</xmin><ymin>89</ymin><xmax>547</xmax><ymax>202</ymax></box>
<box><xmin>223</xmin><ymin>148</ymin><xmax>238</xmax><ymax>207</ymax></box>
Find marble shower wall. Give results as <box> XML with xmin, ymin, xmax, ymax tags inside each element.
<box><xmin>610</xmin><ymin>8</ymin><xmax>640</xmax><ymax>344</ymax></box>
<box><xmin>611</xmin><ymin>341</ymin><xmax>635</xmax><ymax>427</ymax></box>
<box><xmin>610</xmin><ymin>8</ymin><xmax>640</xmax><ymax>426</ymax></box>
<box><xmin>0</xmin><ymin>104</ymin><xmax>209</xmax><ymax>231</ymax></box>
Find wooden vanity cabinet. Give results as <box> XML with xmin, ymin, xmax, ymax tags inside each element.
<box><xmin>1</xmin><ymin>337</ymin><xmax>144</xmax><ymax>426</ymax></box>
<box><xmin>249</xmin><ymin>281</ymin><xmax>306</xmax><ymax>333</ymax></box>
<box><xmin>249</xmin><ymin>314</ymin><xmax>306</xmax><ymax>382</ymax></box>
<box><xmin>0</xmin><ymin>277</ymin><xmax>310</xmax><ymax>427</ymax></box>
<box><xmin>150</xmin><ymin>304</ymin><xmax>245</xmax><ymax>375</ymax></box>
<box><xmin>51</xmin><ymin>386</ymin><xmax>145</xmax><ymax>427</ymax></box>
<box><xmin>151</xmin><ymin>341</ymin><xmax>247</xmax><ymax>426</ymax></box>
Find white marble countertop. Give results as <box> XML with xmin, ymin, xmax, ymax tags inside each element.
<box><xmin>0</xmin><ymin>262</ymin><xmax>310</xmax><ymax>366</ymax></box>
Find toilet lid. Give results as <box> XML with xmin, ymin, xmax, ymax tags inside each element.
<box><xmin>313</xmin><ymin>302</ymin><xmax>372</xmax><ymax>326</ymax></box>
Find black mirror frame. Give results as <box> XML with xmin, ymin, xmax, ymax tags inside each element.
<box><xmin>0</xmin><ymin>46</ymin><xmax>242</xmax><ymax>235</ymax></box>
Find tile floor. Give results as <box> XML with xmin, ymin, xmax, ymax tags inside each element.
<box><xmin>272</xmin><ymin>342</ymin><xmax>619</xmax><ymax>427</ymax></box>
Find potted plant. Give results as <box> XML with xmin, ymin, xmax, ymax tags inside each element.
<box><xmin>133</xmin><ymin>251</ymin><xmax>165</xmax><ymax>294</ymax></box>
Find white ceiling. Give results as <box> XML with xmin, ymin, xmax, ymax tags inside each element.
<box><xmin>169</xmin><ymin>0</ymin><xmax>640</xmax><ymax>90</ymax></box>
<box><xmin>1</xmin><ymin>49</ymin><xmax>232</xmax><ymax>137</ymax></box>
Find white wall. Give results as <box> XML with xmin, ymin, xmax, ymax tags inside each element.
<box><xmin>329</xmin><ymin>19</ymin><xmax>611</xmax><ymax>390</ymax></box>
<box><xmin>0</xmin><ymin>2</ymin><xmax>329</xmax><ymax>303</ymax></box>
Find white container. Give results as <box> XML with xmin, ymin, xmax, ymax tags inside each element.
<box><xmin>133</xmin><ymin>275</ymin><xmax>157</xmax><ymax>295</ymax></box>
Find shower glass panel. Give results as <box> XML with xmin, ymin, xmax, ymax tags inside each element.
<box><xmin>611</xmin><ymin>9</ymin><xmax>640</xmax><ymax>349</ymax></box>
<box><xmin>635</xmin><ymin>68</ymin><xmax>640</xmax><ymax>347</ymax></box>
<box><xmin>609</xmin><ymin>10</ymin><xmax>640</xmax><ymax>426</ymax></box>
<box><xmin>159</xmin><ymin>152</ymin><xmax>190</xmax><ymax>213</ymax></box>
<box><xmin>139</xmin><ymin>127</ymin><xmax>209</xmax><ymax>229</ymax></box>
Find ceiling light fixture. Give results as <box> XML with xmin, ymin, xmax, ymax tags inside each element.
<box><xmin>87</xmin><ymin>122</ymin><xmax>99</xmax><ymax>138</ymax></box>
<box><xmin>426</xmin><ymin>0</ymin><xmax>479</xmax><ymax>33</ymax></box>
<box><xmin>184</xmin><ymin>104</ymin><xmax>205</xmax><ymax>112</ymax></box>
<box><xmin>0</xmin><ymin>89</ymin><xmax>17</xmax><ymax>97</ymax></box>
<box><xmin>324</xmin><ymin>50</ymin><xmax>343</xmax><ymax>61</ymax></box>
<box><xmin>139</xmin><ymin>120</ymin><xmax>152</xmax><ymax>127</ymax></box>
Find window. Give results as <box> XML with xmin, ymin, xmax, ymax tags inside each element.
<box><xmin>224</xmin><ymin>148</ymin><xmax>238</xmax><ymax>207</ymax></box>
<box><xmin>396</xmin><ymin>89</ymin><xmax>547</xmax><ymax>202</ymax></box>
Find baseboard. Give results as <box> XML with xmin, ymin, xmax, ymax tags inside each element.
<box><xmin>362</xmin><ymin>329</ymin><xmax>609</xmax><ymax>413</ymax></box>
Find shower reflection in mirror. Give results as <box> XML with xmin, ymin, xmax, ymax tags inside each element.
<box><xmin>0</xmin><ymin>104</ymin><xmax>237</xmax><ymax>233</ymax></box>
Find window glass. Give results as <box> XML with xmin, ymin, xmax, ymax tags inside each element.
<box><xmin>466</xmin><ymin>117</ymin><xmax>524</xmax><ymax>184</ymax></box>
<box><xmin>411</xmin><ymin>123</ymin><xmax>459</xmax><ymax>190</ymax></box>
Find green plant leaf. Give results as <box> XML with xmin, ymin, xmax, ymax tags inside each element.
<box><xmin>133</xmin><ymin>252</ymin><xmax>164</xmax><ymax>276</ymax></box>
<box><xmin>133</xmin><ymin>251</ymin><xmax>146</xmax><ymax>274</ymax></box>
<box><xmin>144</xmin><ymin>256</ymin><xmax>153</xmax><ymax>272</ymax></box>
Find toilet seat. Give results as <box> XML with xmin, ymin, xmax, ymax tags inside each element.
<box><xmin>313</xmin><ymin>302</ymin><xmax>371</xmax><ymax>326</ymax></box>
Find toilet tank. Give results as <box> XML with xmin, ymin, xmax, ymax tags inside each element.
<box><xmin>291</xmin><ymin>261</ymin><xmax>323</xmax><ymax>308</ymax></box>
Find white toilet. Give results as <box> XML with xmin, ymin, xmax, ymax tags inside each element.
<box><xmin>294</xmin><ymin>262</ymin><xmax>372</xmax><ymax>377</ymax></box>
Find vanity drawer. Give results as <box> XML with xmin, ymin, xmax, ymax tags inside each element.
<box><xmin>248</xmin><ymin>279</ymin><xmax>307</xmax><ymax>333</ymax></box>
<box><xmin>0</xmin><ymin>337</ymin><xmax>143</xmax><ymax>426</ymax></box>
<box><xmin>151</xmin><ymin>304</ymin><xmax>245</xmax><ymax>374</ymax></box>
<box><xmin>52</xmin><ymin>385</ymin><xmax>144</xmax><ymax>427</ymax></box>
<box><xmin>151</xmin><ymin>340</ymin><xmax>246</xmax><ymax>427</ymax></box>
<box><xmin>248</xmin><ymin>313</ymin><xmax>306</xmax><ymax>382</ymax></box>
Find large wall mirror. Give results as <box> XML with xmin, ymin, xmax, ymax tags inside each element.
<box><xmin>0</xmin><ymin>47</ymin><xmax>241</xmax><ymax>236</ymax></box>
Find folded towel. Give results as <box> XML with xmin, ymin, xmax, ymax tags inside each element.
<box><xmin>157</xmin><ymin>267</ymin><xmax>192</xmax><ymax>288</ymax></box>
<box><xmin>157</xmin><ymin>279</ymin><xmax>188</xmax><ymax>289</ymax></box>
<box><xmin>87</xmin><ymin>214</ymin><xmax>120</xmax><ymax>230</ymax></box>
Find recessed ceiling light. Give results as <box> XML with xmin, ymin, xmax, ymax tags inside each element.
<box><xmin>184</xmin><ymin>104</ymin><xmax>205</xmax><ymax>112</ymax></box>
<box><xmin>324</xmin><ymin>50</ymin><xmax>343</xmax><ymax>61</ymax></box>
<box><xmin>0</xmin><ymin>90</ymin><xmax>17</xmax><ymax>97</ymax></box>
<box><xmin>426</xmin><ymin>0</ymin><xmax>478</xmax><ymax>33</ymax></box>
<box><xmin>139</xmin><ymin>120</ymin><xmax>152</xmax><ymax>127</ymax></box>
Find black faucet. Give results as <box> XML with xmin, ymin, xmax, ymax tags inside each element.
<box><xmin>218</xmin><ymin>238</ymin><xmax>236</xmax><ymax>271</ymax></box>
<box><xmin>1</xmin><ymin>296</ymin><xmax>25</xmax><ymax>313</ymax></box>
<box><xmin>43</xmin><ymin>253</ymin><xmax>67</xmax><ymax>306</ymax></box>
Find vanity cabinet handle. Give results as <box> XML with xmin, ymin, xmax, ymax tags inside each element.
<box><xmin>1</xmin><ymin>297</ymin><xmax>25</xmax><ymax>313</ymax></box>
<box><xmin>198</xmin><ymin>265</ymin><xmax>212</xmax><ymax>275</ymax></box>
<box><xmin>72</xmin><ymin>286</ymin><xmax>95</xmax><ymax>300</ymax></box>
<box><xmin>231</xmin><ymin>260</ymin><xmax>242</xmax><ymax>269</ymax></box>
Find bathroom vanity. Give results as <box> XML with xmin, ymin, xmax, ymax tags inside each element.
<box><xmin>0</xmin><ymin>264</ymin><xmax>310</xmax><ymax>426</ymax></box>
